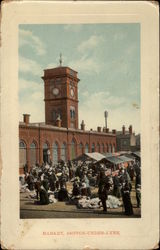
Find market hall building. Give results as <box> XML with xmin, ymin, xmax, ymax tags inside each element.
<box><xmin>19</xmin><ymin>65</ymin><xmax>117</xmax><ymax>174</ymax></box>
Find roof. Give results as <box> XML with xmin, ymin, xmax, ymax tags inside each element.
<box><xmin>132</xmin><ymin>151</ymin><xmax>141</xmax><ymax>158</ymax></box>
<box><xmin>85</xmin><ymin>152</ymin><xmax>105</xmax><ymax>161</ymax></box>
<box><xmin>105</xmin><ymin>156</ymin><xmax>124</xmax><ymax>165</ymax></box>
<box><xmin>19</xmin><ymin>122</ymin><xmax>116</xmax><ymax>136</ymax></box>
<box><xmin>118</xmin><ymin>155</ymin><xmax>133</xmax><ymax>162</ymax></box>
<box><xmin>103</xmin><ymin>152</ymin><xmax>121</xmax><ymax>157</ymax></box>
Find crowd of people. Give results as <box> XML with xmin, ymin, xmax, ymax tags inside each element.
<box><xmin>20</xmin><ymin>157</ymin><xmax>141</xmax><ymax>216</ymax></box>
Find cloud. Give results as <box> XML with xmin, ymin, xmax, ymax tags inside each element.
<box><xmin>46</xmin><ymin>62</ymin><xmax>57</xmax><ymax>69</ymax></box>
<box><xmin>77</xmin><ymin>35</ymin><xmax>103</xmax><ymax>53</ymax></box>
<box><xmin>19</xmin><ymin>28</ymin><xmax>46</xmax><ymax>55</ymax></box>
<box><xmin>19</xmin><ymin>56</ymin><xmax>43</xmax><ymax>76</ymax></box>
<box><xmin>79</xmin><ymin>91</ymin><xmax>140</xmax><ymax>133</ymax></box>
<box><xmin>64</xmin><ymin>24</ymin><xmax>83</xmax><ymax>32</ymax></box>
<box><xmin>69</xmin><ymin>55</ymin><xmax>101</xmax><ymax>74</ymax></box>
<box><xmin>19</xmin><ymin>78</ymin><xmax>44</xmax><ymax>122</ymax></box>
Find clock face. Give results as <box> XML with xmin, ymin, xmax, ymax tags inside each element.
<box><xmin>52</xmin><ymin>87</ymin><xmax>59</xmax><ymax>96</ymax></box>
<box><xmin>70</xmin><ymin>88</ymin><xmax>74</xmax><ymax>97</ymax></box>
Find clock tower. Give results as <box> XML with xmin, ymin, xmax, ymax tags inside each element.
<box><xmin>42</xmin><ymin>60</ymin><xmax>80</xmax><ymax>129</ymax></box>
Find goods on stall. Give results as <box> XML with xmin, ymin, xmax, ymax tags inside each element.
<box><xmin>77</xmin><ymin>195</ymin><xmax>121</xmax><ymax>209</ymax></box>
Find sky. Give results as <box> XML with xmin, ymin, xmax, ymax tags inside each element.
<box><xmin>19</xmin><ymin>23</ymin><xmax>140</xmax><ymax>134</ymax></box>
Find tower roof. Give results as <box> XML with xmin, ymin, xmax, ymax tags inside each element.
<box><xmin>42</xmin><ymin>66</ymin><xmax>79</xmax><ymax>81</ymax></box>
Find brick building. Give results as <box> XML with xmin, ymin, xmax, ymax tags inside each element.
<box><xmin>19</xmin><ymin>64</ymin><xmax>117</xmax><ymax>174</ymax></box>
<box><xmin>116</xmin><ymin>125</ymin><xmax>136</xmax><ymax>152</ymax></box>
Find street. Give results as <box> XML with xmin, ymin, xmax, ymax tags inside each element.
<box><xmin>20</xmin><ymin>180</ymin><xmax>141</xmax><ymax>219</ymax></box>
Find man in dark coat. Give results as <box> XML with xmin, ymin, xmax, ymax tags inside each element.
<box><xmin>37</xmin><ymin>185</ymin><xmax>50</xmax><ymax>205</ymax></box>
<box><xmin>42</xmin><ymin>175</ymin><xmax>49</xmax><ymax>192</ymax></box>
<box><xmin>121</xmin><ymin>181</ymin><xmax>133</xmax><ymax>216</ymax></box>
<box><xmin>58</xmin><ymin>185</ymin><xmax>69</xmax><ymax>201</ymax></box>
<box><xmin>98</xmin><ymin>171</ymin><xmax>111</xmax><ymax>212</ymax></box>
<box><xmin>136</xmin><ymin>184</ymin><xmax>141</xmax><ymax>208</ymax></box>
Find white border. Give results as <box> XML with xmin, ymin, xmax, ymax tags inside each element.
<box><xmin>0</xmin><ymin>1</ymin><xmax>159</xmax><ymax>249</ymax></box>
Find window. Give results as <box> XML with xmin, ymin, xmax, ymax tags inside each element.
<box><xmin>43</xmin><ymin>143</ymin><xmax>49</xmax><ymax>163</ymax></box>
<box><xmin>123</xmin><ymin>140</ymin><xmax>127</xmax><ymax>145</ymax></box>
<box><xmin>102</xmin><ymin>143</ymin><xmax>105</xmax><ymax>153</ymax></box>
<box><xmin>30</xmin><ymin>142</ymin><xmax>37</xmax><ymax>166</ymax></box>
<box><xmin>71</xmin><ymin>139</ymin><xmax>76</xmax><ymax>160</ymax></box>
<box><xmin>19</xmin><ymin>141</ymin><xmax>26</xmax><ymax>149</ymax></box>
<box><xmin>106</xmin><ymin>144</ymin><xmax>109</xmax><ymax>152</ymax></box>
<box><xmin>52</xmin><ymin>109</ymin><xmax>61</xmax><ymax>121</ymax></box>
<box><xmin>97</xmin><ymin>143</ymin><xmax>100</xmax><ymax>153</ymax></box>
<box><xmin>70</xmin><ymin>106</ymin><xmax>75</xmax><ymax>119</ymax></box>
<box><xmin>91</xmin><ymin>143</ymin><xmax>95</xmax><ymax>153</ymax></box>
<box><xmin>61</xmin><ymin>143</ymin><xmax>67</xmax><ymax>162</ymax></box>
<box><xmin>85</xmin><ymin>143</ymin><xmax>89</xmax><ymax>153</ymax></box>
<box><xmin>55</xmin><ymin>78</ymin><xmax>61</xmax><ymax>83</ymax></box>
<box><xmin>19</xmin><ymin>140</ymin><xmax>27</xmax><ymax>167</ymax></box>
<box><xmin>43</xmin><ymin>143</ymin><xmax>48</xmax><ymax>149</ymax></box>
<box><xmin>53</xmin><ymin>142</ymin><xmax>58</xmax><ymax>164</ymax></box>
<box><xmin>112</xmin><ymin>144</ymin><xmax>115</xmax><ymax>153</ymax></box>
<box><xmin>109</xmin><ymin>144</ymin><xmax>112</xmax><ymax>153</ymax></box>
<box><xmin>52</xmin><ymin>110</ymin><xmax>57</xmax><ymax>121</ymax></box>
<box><xmin>79</xmin><ymin>143</ymin><xmax>83</xmax><ymax>155</ymax></box>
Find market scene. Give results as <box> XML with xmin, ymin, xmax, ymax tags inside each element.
<box><xmin>19</xmin><ymin>57</ymin><xmax>141</xmax><ymax>219</ymax></box>
<box><xmin>20</xmin><ymin>151</ymin><xmax>141</xmax><ymax>218</ymax></box>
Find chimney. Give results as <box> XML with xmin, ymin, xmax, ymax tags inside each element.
<box><xmin>56</xmin><ymin>115</ymin><xmax>62</xmax><ymax>128</ymax></box>
<box><xmin>104</xmin><ymin>110</ymin><xmax>108</xmax><ymax>128</ymax></box>
<box><xmin>81</xmin><ymin>120</ymin><xmax>85</xmax><ymax>131</ymax></box>
<box><xmin>122</xmin><ymin>125</ymin><xmax>125</xmax><ymax>135</ymax></box>
<box><xmin>97</xmin><ymin>126</ymin><xmax>101</xmax><ymax>132</ymax></box>
<box><xmin>106</xmin><ymin>128</ymin><xmax>109</xmax><ymax>133</ymax></box>
<box><xmin>129</xmin><ymin>125</ymin><xmax>133</xmax><ymax>134</ymax></box>
<box><xmin>103</xmin><ymin>127</ymin><xmax>106</xmax><ymax>132</ymax></box>
<box><xmin>112</xmin><ymin>129</ymin><xmax>116</xmax><ymax>134</ymax></box>
<box><xmin>23</xmin><ymin>114</ymin><xmax>30</xmax><ymax>124</ymax></box>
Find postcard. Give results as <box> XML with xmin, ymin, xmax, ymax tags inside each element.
<box><xmin>0</xmin><ymin>1</ymin><xmax>159</xmax><ymax>249</ymax></box>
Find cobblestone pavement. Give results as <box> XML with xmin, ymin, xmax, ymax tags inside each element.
<box><xmin>20</xmin><ymin>180</ymin><xmax>141</xmax><ymax>219</ymax></box>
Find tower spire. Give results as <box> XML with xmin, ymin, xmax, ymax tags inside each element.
<box><xmin>59</xmin><ymin>53</ymin><xmax>62</xmax><ymax>67</ymax></box>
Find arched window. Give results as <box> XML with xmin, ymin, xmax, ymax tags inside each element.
<box><xmin>112</xmin><ymin>144</ymin><xmax>115</xmax><ymax>153</ymax></box>
<box><xmin>43</xmin><ymin>142</ymin><xmax>49</xmax><ymax>164</ymax></box>
<box><xmin>106</xmin><ymin>143</ymin><xmax>109</xmax><ymax>152</ymax></box>
<box><xmin>71</xmin><ymin>139</ymin><xmax>76</xmax><ymax>160</ymax></box>
<box><xmin>79</xmin><ymin>143</ymin><xmax>83</xmax><ymax>155</ymax></box>
<box><xmin>109</xmin><ymin>143</ymin><xmax>112</xmax><ymax>153</ymax></box>
<box><xmin>61</xmin><ymin>143</ymin><xmax>67</xmax><ymax>162</ymax></box>
<box><xmin>91</xmin><ymin>143</ymin><xmax>95</xmax><ymax>152</ymax></box>
<box><xmin>102</xmin><ymin>143</ymin><xmax>105</xmax><ymax>153</ymax></box>
<box><xmin>85</xmin><ymin>143</ymin><xmax>89</xmax><ymax>153</ymax></box>
<box><xmin>53</xmin><ymin>142</ymin><xmax>58</xmax><ymax>164</ymax></box>
<box><xmin>30</xmin><ymin>142</ymin><xmax>37</xmax><ymax>167</ymax></box>
<box><xmin>19</xmin><ymin>140</ymin><xmax>27</xmax><ymax>167</ymax></box>
<box><xmin>97</xmin><ymin>143</ymin><xmax>100</xmax><ymax>153</ymax></box>
<box><xmin>43</xmin><ymin>143</ymin><xmax>48</xmax><ymax>149</ymax></box>
<box><xmin>70</xmin><ymin>106</ymin><xmax>75</xmax><ymax>119</ymax></box>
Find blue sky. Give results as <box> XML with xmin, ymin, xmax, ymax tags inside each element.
<box><xmin>19</xmin><ymin>23</ymin><xmax>140</xmax><ymax>133</ymax></box>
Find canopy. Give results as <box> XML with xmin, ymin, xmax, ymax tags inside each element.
<box><xmin>85</xmin><ymin>152</ymin><xmax>105</xmax><ymax>161</ymax></box>
<box><xmin>74</xmin><ymin>152</ymin><xmax>105</xmax><ymax>162</ymax></box>
<box><xmin>118</xmin><ymin>155</ymin><xmax>133</xmax><ymax>162</ymax></box>
<box><xmin>105</xmin><ymin>156</ymin><xmax>124</xmax><ymax>165</ymax></box>
<box><xmin>132</xmin><ymin>151</ymin><xmax>141</xmax><ymax>158</ymax></box>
